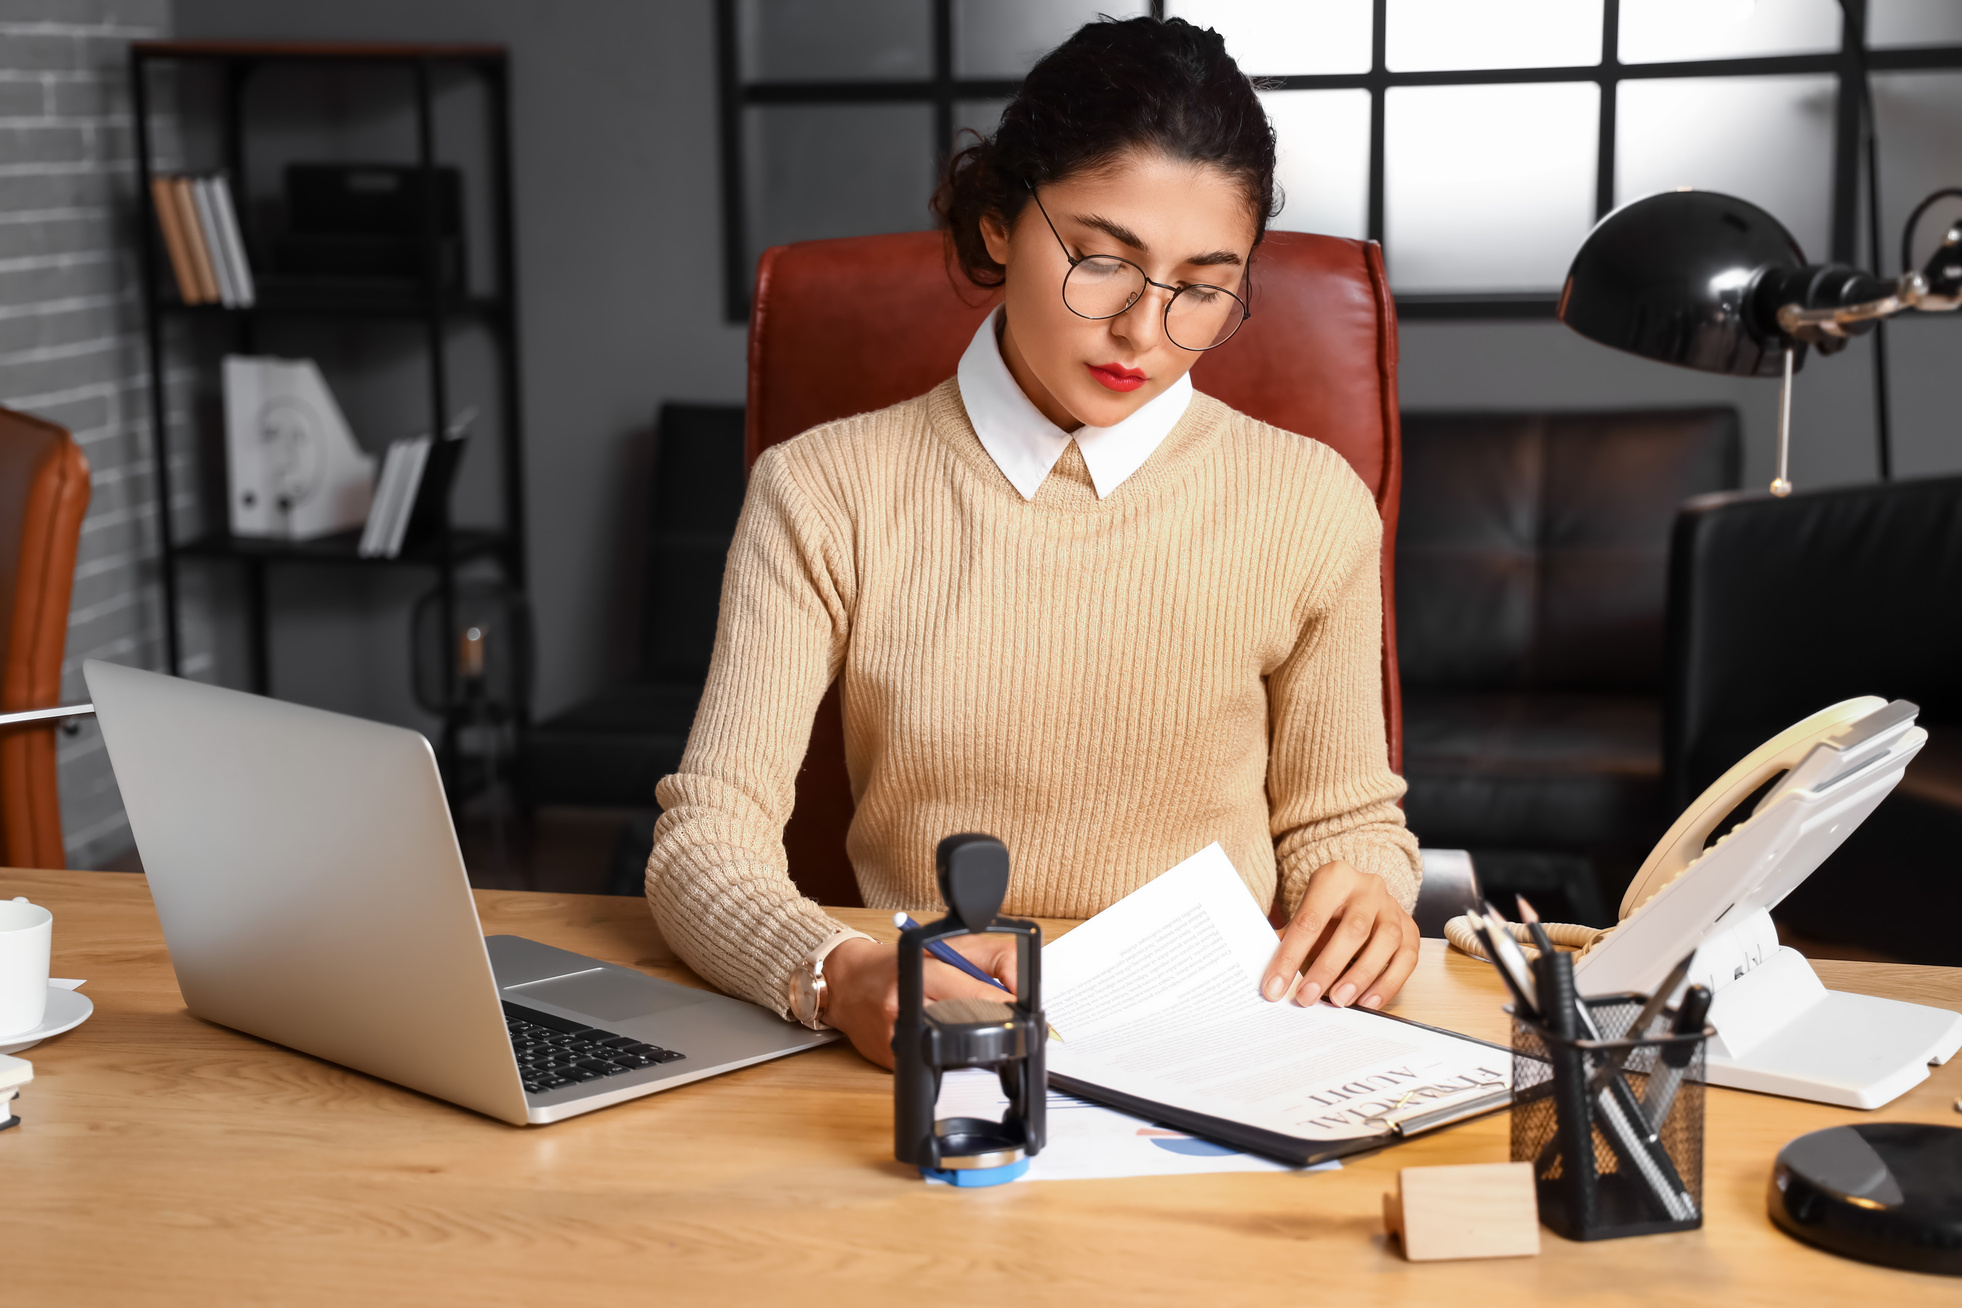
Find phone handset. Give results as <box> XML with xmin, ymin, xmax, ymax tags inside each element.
<box><xmin>1608</xmin><ymin>696</ymin><xmax>1889</xmax><ymax>926</ymax></box>
<box><xmin>1447</xmin><ymin>695</ymin><xmax>1891</xmax><ymax>968</ymax></box>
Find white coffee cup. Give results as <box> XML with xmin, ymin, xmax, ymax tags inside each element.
<box><xmin>0</xmin><ymin>896</ymin><xmax>52</xmax><ymax>1036</ymax></box>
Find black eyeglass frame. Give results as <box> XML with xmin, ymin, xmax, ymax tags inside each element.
<box><xmin>1025</xmin><ymin>183</ymin><xmax>1252</xmax><ymax>352</ymax></box>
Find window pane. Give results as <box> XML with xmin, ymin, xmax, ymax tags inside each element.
<box><xmin>1872</xmin><ymin>73</ymin><xmax>1962</xmax><ymax>270</ymax></box>
<box><xmin>1870</xmin><ymin>0</ymin><xmax>1962</xmax><ymax>48</ymax></box>
<box><xmin>745</xmin><ymin>104</ymin><xmax>936</xmax><ymax>261</ymax></box>
<box><xmin>955</xmin><ymin>99</ymin><xmax>1009</xmax><ymax>144</ymax></box>
<box><xmin>1615</xmin><ymin>75</ymin><xmax>1836</xmax><ymax>261</ymax></box>
<box><xmin>1618</xmin><ymin>0</ymin><xmax>1841</xmax><ymax>64</ymax></box>
<box><xmin>1870</xmin><ymin>69</ymin><xmax>1962</xmax><ymax>479</ymax></box>
<box><xmin>1386</xmin><ymin>83</ymin><xmax>1599</xmax><ymax>292</ymax></box>
<box><xmin>1167</xmin><ymin>0</ymin><xmax>1372</xmax><ymax>76</ymax></box>
<box><xmin>1387</xmin><ymin>0</ymin><xmax>1601</xmax><ymax>72</ymax></box>
<box><xmin>739</xmin><ymin>0</ymin><xmax>930</xmax><ymax>82</ymax></box>
<box><xmin>953</xmin><ymin>0</ymin><xmax>1149</xmax><ymax>79</ymax></box>
<box><xmin>1263</xmin><ymin>89</ymin><xmax>1370</xmax><ymax>239</ymax></box>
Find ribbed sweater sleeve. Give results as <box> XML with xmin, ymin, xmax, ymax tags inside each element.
<box><xmin>1267</xmin><ymin>490</ymin><xmax>1422</xmax><ymax>916</ymax></box>
<box><xmin>645</xmin><ymin>445</ymin><xmax>854</xmax><ymax>1015</ymax></box>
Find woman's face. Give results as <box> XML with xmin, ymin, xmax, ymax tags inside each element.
<box><xmin>980</xmin><ymin>150</ymin><xmax>1257</xmax><ymax>432</ymax></box>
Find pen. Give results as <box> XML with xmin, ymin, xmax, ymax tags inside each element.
<box><xmin>1523</xmin><ymin>912</ymin><xmax>1697</xmax><ymax>1222</ymax></box>
<box><xmin>1580</xmin><ymin>950</ymin><xmax>1698</xmax><ymax>1098</ymax></box>
<box><xmin>1514</xmin><ymin>894</ymin><xmax>1557</xmax><ymax>962</ymax></box>
<box><xmin>1479</xmin><ymin>903</ymin><xmax>1541</xmax><ymax>1016</ymax></box>
<box><xmin>1471</xmin><ymin>919</ymin><xmax>1539</xmax><ymax>1021</ymax></box>
<box><xmin>895</xmin><ymin>913</ymin><xmax>1063</xmax><ymax>1041</ymax></box>
<box><xmin>1490</xmin><ymin>900</ymin><xmax>1688</xmax><ymax>1218</ymax></box>
<box><xmin>896</xmin><ymin>912</ymin><xmax>1011</xmax><ymax>994</ymax></box>
<box><xmin>1640</xmin><ymin>983</ymin><xmax>1713</xmax><ymax>1128</ymax></box>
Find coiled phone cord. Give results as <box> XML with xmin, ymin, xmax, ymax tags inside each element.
<box><xmin>1443</xmin><ymin>914</ymin><xmax>1605</xmax><ymax>963</ymax></box>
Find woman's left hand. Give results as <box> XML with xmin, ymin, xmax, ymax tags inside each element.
<box><xmin>1260</xmin><ymin>861</ymin><xmax>1420</xmax><ymax>1012</ymax></box>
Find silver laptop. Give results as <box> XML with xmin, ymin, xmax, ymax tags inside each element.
<box><xmin>84</xmin><ymin>660</ymin><xmax>833</xmax><ymax>1125</ymax></box>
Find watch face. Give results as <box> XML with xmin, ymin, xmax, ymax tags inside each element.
<box><xmin>792</xmin><ymin>969</ymin><xmax>821</xmax><ymax>1023</ymax></box>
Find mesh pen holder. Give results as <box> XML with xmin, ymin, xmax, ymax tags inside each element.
<box><xmin>1511</xmin><ymin>995</ymin><xmax>1710</xmax><ymax>1241</ymax></box>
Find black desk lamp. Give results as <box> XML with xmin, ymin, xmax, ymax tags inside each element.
<box><xmin>1559</xmin><ymin>189</ymin><xmax>1962</xmax><ymax>495</ymax></box>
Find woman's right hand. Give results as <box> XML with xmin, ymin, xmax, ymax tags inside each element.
<box><xmin>821</xmin><ymin>934</ymin><xmax>1021</xmax><ymax>1069</ymax></box>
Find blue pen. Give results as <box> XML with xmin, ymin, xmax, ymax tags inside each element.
<box><xmin>895</xmin><ymin>912</ymin><xmax>1062</xmax><ymax>1041</ymax></box>
<box><xmin>895</xmin><ymin>912</ymin><xmax>1012</xmax><ymax>992</ymax></box>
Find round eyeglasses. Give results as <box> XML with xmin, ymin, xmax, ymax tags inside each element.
<box><xmin>1027</xmin><ymin>184</ymin><xmax>1251</xmax><ymax>352</ymax></box>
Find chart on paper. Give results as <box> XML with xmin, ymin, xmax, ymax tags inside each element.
<box><xmin>928</xmin><ymin>1067</ymin><xmax>1338</xmax><ymax>1183</ymax></box>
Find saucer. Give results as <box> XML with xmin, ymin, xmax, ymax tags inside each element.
<box><xmin>0</xmin><ymin>986</ymin><xmax>93</xmax><ymax>1054</ymax></box>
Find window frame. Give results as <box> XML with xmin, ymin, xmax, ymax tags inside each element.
<box><xmin>717</xmin><ymin>0</ymin><xmax>1962</xmax><ymax>323</ymax></box>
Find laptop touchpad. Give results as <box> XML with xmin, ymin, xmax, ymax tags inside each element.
<box><xmin>514</xmin><ymin>969</ymin><xmax>710</xmax><ymax>1022</ymax></box>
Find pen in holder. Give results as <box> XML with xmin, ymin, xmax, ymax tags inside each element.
<box><xmin>893</xmin><ymin>833</ymin><xmax>1046</xmax><ymax>1187</ymax></box>
<box><xmin>1511</xmin><ymin>993</ymin><xmax>1711</xmax><ymax>1240</ymax></box>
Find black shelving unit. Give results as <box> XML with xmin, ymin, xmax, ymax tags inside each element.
<box><xmin>129</xmin><ymin>41</ymin><xmax>528</xmax><ymax>787</ymax></box>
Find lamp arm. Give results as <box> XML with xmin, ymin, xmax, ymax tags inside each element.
<box><xmin>1899</xmin><ymin>187</ymin><xmax>1962</xmax><ymax>276</ymax></box>
<box><xmin>1774</xmin><ymin>271</ymin><xmax>1962</xmax><ymax>342</ymax></box>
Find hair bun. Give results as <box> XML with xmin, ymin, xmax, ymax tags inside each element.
<box><xmin>931</xmin><ymin>15</ymin><xmax>1276</xmax><ymax>289</ymax></box>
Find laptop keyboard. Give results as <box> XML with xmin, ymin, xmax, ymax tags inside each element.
<box><xmin>502</xmin><ymin>1000</ymin><xmax>686</xmax><ymax>1095</ymax></box>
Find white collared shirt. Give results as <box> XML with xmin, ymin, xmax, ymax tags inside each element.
<box><xmin>956</xmin><ymin>307</ymin><xmax>1193</xmax><ymax>501</ymax></box>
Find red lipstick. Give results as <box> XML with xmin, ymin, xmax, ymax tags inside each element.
<box><xmin>1086</xmin><ymin>361</ymin><xmax>1147</xmax><ymax>393</ymax></box>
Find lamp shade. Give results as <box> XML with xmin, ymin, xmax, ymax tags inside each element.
<box><xmin>1558</xmin><ymin>190</ymin><xmax>1805</xmax><ymax>379</ymax></box>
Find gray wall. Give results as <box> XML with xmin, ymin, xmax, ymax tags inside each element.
<box><xmin>1400</xmin><ymin>321</ymin><xmax>1940</xmax><ymax>493</ymax></box>
<box><xmin>0</xmin><ymin>0</ymin><xmax>174</xmax><ymax>868</ymax></box>
<box><xmin>172</xmin><ymin>0</ymin><xmax>750</xmax><ymax>730</ymax></box>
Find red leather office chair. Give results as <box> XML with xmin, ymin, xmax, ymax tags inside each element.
<box><xmin>746</xmin><ymin>230</ymin><xmax>1402</xmax><ymax>907</ymax></box>
<box><xmin>0</xmin><ymin>406</ymin><xmax>91</xmax><ymax>869</ymax></box>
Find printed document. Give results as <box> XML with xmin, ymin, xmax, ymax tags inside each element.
<box><xmin>929</xmin><ymin>1068</ymin><xmax>1339</xmax><ymax>1182</ymax></box>
<box><xmin>1044</xmin><ymin>844</ymin><xmax>1510</xmax><ymax>1143</ymax></box>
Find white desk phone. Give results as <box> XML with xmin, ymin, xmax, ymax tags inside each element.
<box><xmin>1451</xmin><ymin>695</ymin><xmax>1962</xmax><ymax>1110</ymax></box>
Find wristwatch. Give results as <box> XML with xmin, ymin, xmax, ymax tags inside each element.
<box><xmin>788</xmin><ymin>928</ymin><xmax>873</xmax><ymax>1030</ymax></box>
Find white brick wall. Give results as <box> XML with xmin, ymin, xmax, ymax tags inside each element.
<box><xmin>0</xmin><ymin>0</ymin><xmax>176</xmax><ymax>868</ymax></box>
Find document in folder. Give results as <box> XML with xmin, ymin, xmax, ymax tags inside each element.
<box><xmin>1044</xmin><ymin>845</ymin><xmax>1511</xmax><ymax>1166</ymax></box>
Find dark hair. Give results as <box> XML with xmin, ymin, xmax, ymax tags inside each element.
<box><xmin>932</xmin><ymin>15</ymin><xmax>1277</xmax><ymax>289</ymax></box>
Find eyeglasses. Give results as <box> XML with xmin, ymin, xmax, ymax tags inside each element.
<box><xmin>1026</xmin><ymin>183</ymin><xmax>1251</xmax><ymax>352</ymax></box>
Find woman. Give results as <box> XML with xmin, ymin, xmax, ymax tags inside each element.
<box><xmin>647</xmin><ymin>15</ymin><xmax>1421</xmax><ymax>1068</ymax></box>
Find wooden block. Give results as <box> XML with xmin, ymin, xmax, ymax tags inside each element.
<box><xmin>1382</xmin><ymin>1162</ymin><xmax>1540</xmax><ymax>1262</ymax></box>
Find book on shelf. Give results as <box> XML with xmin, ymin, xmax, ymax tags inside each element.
<box><xmin>207</xmin><ymin>176</ymin><xmax>255</xmax><ymax>305</ymax></box>
<box><xmin>149</xmin><ymin>177</ymin><xmax>199</xmax><ymax>304</ymax></box>
<box><xmin>359</xmin><ymin>434</ymin><xmax>432</xmax><ymax>559</ymax></box>
<box><xmin>150</xmin><ymin>173</ymin><xmax>255</xmax><ymax>307</ymax></box>
<box><xmin>189</xmin><ymin>178</ymin><xmax>234</xmax><ymax>305</ymax></box>
<box><xmin>358</xmin><ymin>407</ymin><xmax>476</xmax><ymax>559</ymax></box>
<box><xmin>169</xmin><ymin>177</ymin><xmax>218</xmax><ymax>303</ymax></box>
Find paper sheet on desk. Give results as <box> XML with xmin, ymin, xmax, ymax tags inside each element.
<box><xmin>927</xmin><ymin>1068</ymin><xmax>1338</xmax><ymax>1182</ymax></box>
<box><xmin>1043</xmin><ymin>844</ymin><xmax>1509</xmax><ymax>1144</ymax></box>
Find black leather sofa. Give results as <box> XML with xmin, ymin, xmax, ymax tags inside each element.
<box><xmin>1665</xmin><ymin>474</ymin><xmax>1962</xmax><ymax>964</ymax></box>
<box><xmin>518</xmin><ymin>403</ymin><xmax>747</xmax><ymax>815</ymax></box>
<box><xmin>1396</xmin><ymin>408</ymin><xmax>1742</xmax><ymax>924</ymax></box>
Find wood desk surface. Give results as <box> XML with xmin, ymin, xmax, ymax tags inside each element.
<box><xmin>6</xmin><ymin>869</ymin><xmax>1960</xmax><ymax>1306</ymax></box>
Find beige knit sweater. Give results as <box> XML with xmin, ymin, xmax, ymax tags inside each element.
<box><xmin>645</xmin><ymin>379</ymin><xmax>1419</xmax><ymax>1015</ymax></box>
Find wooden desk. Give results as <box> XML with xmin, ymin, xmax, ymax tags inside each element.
<box><xmin>7</xmin><ymin>869</ymin><xmax>1960</xmax><ymax>1305</ymax></box>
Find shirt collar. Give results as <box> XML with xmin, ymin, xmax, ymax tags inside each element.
<box><xmin>956</xmin><ymin>306</ymin><xmax>1193</xmax><ymax>501</ymax></box>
